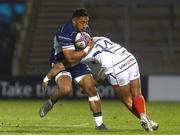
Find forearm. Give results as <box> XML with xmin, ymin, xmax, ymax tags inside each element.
<box><xmin>95</xmin><ymin>68</ymin><xmax>106</xmax><ymax>85</ymax></box>
<box><xmin>46</xmin><ymin>63</ymin><xmax>65</xmax><ymax>79</ymax></box>
<box><xmin>63</xmin><ymin>46</ymin><xmax>91</xmax><ymax>64</ymax></box>
<box><xmin>67</xmin><ymin>51</ymin><xmax>86</xmax><ymax>63</ymax></box>
<box><xmin>42</xmin><ymin>63</ymin><xmax>65</xmax><ymax>91</ymax></box>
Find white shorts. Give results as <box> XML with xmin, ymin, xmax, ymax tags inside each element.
<box><xmin>55</xmin><ymin>71</ymin><xmax>72</xmax><ymax>83</ymax></box>
<box><xmin>107</xmin><ymin>51</ymin><xmax>140</xmax><ymax>87</ymax></box>
<box><xmin>55</xmin><ymin>71</ymin><xmax>87</xmax><ymax>83</ymax></box>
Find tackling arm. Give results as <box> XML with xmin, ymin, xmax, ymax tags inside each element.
<box><xmin>42</xmin><ymin>63</ymin><xmax>65</xmax><ymax>91</ymax></box>
<box><xmin>94</xmin><ymin>67</ymin><xmax>106</xmax><ymax>85</ymax></box>
<box><xmin>63</xmin><ymin>38</ymin><xmax>94</xmax><ymax>64</ymax></box>
<box><xmin>46</xmin><ymin>63</ymin><xmax>65</xmax><ymax>79</ymax></box>
<box><xmin>42</xmin><ymin>39</ymin><xmax>94</xmax><ymax>90</ymax></box>
<box><xmin>42</xmin><ymin>60</ymin><xmax>76</xmax><ymax>91</ymax></box>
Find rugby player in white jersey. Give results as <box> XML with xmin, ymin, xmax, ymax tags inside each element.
<box><xmin>42</xmin><ymin>36</ymin><xmax>159</xmax><ymax>131</ymax></box>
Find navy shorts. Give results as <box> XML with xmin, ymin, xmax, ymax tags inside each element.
<box><xmin>66</xmin><ymin>63</ymin><xmax>91</xmax><ymax>79</ymax></box>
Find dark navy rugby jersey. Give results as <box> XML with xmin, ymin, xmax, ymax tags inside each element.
<box><xmin>50</xmin><ymin>20</ymin><xmax>91</xmax><ymax>65</ymax></box>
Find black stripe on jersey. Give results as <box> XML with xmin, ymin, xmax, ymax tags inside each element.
<box><xmin>113</xmin><ymin>55</ymin><xmax>131</xmax><ymax>67</ymax></box>
<box><xmin>114</xmin><ymin>46</ymin><xmax>123</xmax><ymax>53</ymax></box>
<box><xmin>115</xmin><ymin>62</ymin><xmax>137</xmax><ymax>76</ymax></box>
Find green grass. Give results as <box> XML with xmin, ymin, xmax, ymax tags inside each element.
<box><xmin>0</xmin><ymin>99</ymin><xmax>180</xmax><ymax>134</ymax></box>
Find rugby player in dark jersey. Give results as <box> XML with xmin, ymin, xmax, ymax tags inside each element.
<box><xmin>39</xmin><ymin>8</ymin><xmax>107</xmax><ymax>130</ymax></box>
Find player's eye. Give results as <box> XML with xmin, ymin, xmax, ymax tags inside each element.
<box><xmin>81</xmin><ymin>21</ymin><xmax>88</xmax><ymax>25</ymax></box>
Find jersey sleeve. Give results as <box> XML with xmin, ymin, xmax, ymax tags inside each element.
<box><xmin>55</xmin><ymin>32</ymin><xmax>75</xmax><ymax>50</ymax></box>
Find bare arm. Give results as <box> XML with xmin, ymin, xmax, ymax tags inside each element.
<box><xmin>94</xmin><ymin>68</ymin><xmax>106</xmax><ymax>85</ymax></box>
<box><xmin>42</xmin><ymin>63</ymin><xmax>65</xmax><ymax>90</ymax></box>
<box><xmin>42</xmin><ymin>39</ymin><xmax>94</xmax><ymax>91</ymax></box>
<box><xmin>63</xmin><ymin>38</ymin><xmax>94</xmax><ymax>64</ymax></box>
<box><xmin>42</xmin><ymin>58</ymin><xmax>81</xmax><ymax>91</ymax></box>
<box><xmin>46</xmin><ymin>63</ymin><xmax>65</xmax><ymax>79</ymax></box>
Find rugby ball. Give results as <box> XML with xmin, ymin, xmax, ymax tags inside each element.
<box><xmin>75</xmin><ymin>32</ymin><xmax>91</xmax><ymax>49</ymax></box>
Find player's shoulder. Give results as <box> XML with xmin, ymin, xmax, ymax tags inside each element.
<box><xmin>56</xmin><ymin>20</ymin><xmax>75</xmax><ymax>37</ymax></box>
<box><xmin>93</xmin><ymin>36</ymin><xmax>111</xmax><ymax>43</ymax></box>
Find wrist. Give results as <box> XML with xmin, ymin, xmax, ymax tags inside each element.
<box><xmin>83</xmin><ymin>46</ymin><xmax>91</xmax><ymax>54</ymax></box>
<box><xmin>43</xmin><ymin>76</ymin><xmax>50</xmax><ymax>82</ymax></box>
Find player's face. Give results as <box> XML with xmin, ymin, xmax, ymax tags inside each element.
<box><xmin>74</xmin><ymin>16</ymin><xmax>89</xmax><ymax>31</ymax></box>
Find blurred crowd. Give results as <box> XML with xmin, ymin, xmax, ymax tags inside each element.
<box><xmin>0</xmin><ymin>1</ymin><xmax>24</xmax><ymax>75</ymax></box>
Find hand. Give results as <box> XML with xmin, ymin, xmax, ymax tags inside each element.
<box><xmin>87</xmin><ymin>38</ymin><xmax>94</xmax><ymax>50</ymax></box>
<box><xmin>42</xmin><ymin>76</ymin><xmax>50</xmax><ymax>91</ymax></box>
<box><xmin>42</xmin><ymin>80</ymin><xmax>49</xmax><ymax>91</ymax></box>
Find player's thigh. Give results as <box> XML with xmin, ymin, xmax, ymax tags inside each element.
<box><xmin>108</xmin><ymin>71</ymin><xmax>130</xmax><ymax>87</ymax></box>
<box><xmin>113</xmin><ymin>84</ymin><xmax>133</xmax><ymax>105</ymax></box>
<box><xmin>78</xmin><ymin>74</ymin><xmax>97</xmax><ymax>96</ymax></box>
<box><xmin>128</xmin><ymin>62</ymin><xmax>142</xmax><ymax>96</ymax></box>
<box><xmin>108</xmin><ymin>73</ymin><xmax>133</xmax><ymax>104</ymax></box>
<box><xmin>56</xmin><ymin>72</ymin><xmax>72</xmax><ymax>92</ymax></box>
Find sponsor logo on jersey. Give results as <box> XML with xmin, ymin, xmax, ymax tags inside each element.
<box><xmin>119</xmin><ymin>57</ymin><xmax>135</xmax><ymax>69</ymax></box>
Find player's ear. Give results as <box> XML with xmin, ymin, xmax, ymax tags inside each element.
<box><xmin>72</xmin><ymin>18</ymin><xmax>77</xmax><ymax>27</ymax></box>
<box><xmin>72</xmin><ymin>17</ymin><xmax>78</xmax><ymax>24</ymax></box>
<box><xmin>72</xmin><ymin>18</ymin><xmax>75</xmax><ymax>24</ymax></box>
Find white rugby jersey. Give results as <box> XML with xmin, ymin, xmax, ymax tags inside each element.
<box><xmin>81</xmin><ymin>37</ymin><xmax>127</xmax><ymax>74</ymax></box>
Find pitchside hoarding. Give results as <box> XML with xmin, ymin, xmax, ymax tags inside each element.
<box><xmin>0</xmin><ymin>75</ymin><xmax>115</xmax><ymax>99</ymax></box>
<box><xmin>0</xmin><ymin>75</ymin><xmax>147</xmax><ymax>99</ymax></box>
<box><xmin>148</xmin><ymin>76</ymin><xmax>180</xmax><ymax>101</ymax></box>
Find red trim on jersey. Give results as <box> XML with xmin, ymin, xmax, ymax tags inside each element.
<box><xmin>112</xmin><ymin>84</ymin><xmax>120</xmax><ymax>88</ymax></box>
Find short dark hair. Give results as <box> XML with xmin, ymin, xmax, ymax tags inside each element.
<box><xmin>72</xmin><ymin>8</ymin><xmax>89</xmax><ymax>18</ymax></box>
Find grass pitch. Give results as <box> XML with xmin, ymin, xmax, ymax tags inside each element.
<box><xmin>0</xmin><ymin>99</ymin><xmax>180</xmax><ymax>134</ymax></box>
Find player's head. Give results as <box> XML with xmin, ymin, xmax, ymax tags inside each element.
<box><xmin>72</xmin><ymin>8</ymin><xmax>89</xmax><ymax>32</ymax></box>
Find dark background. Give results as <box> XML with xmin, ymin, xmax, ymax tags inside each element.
<box><xmin>0</xmin><ymin>0</ymin><xmax>179</xmax><ymax>100</ymax></box>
